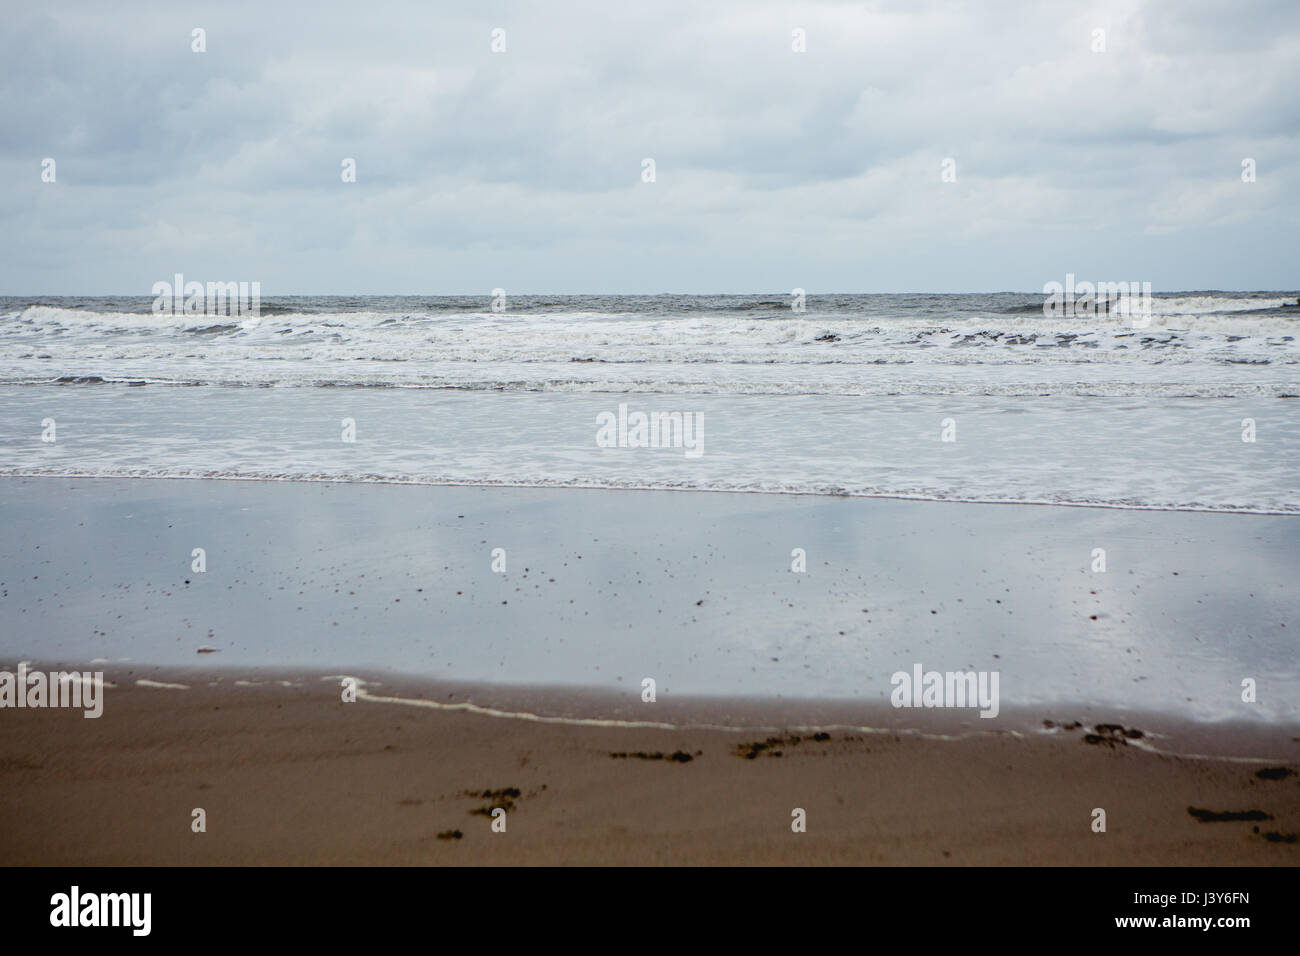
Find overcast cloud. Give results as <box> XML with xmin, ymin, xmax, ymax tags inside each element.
<box><xmin>2</xmin><ymin>0</ymin><xmax>1297</xmax><ymax>293</ymax></box>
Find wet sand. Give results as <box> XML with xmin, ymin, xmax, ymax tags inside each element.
<box><xmin>2</xmin><ymin>477</ymin><xmax>1297</xmax><ymax>721</ymax></box>
<box><xmin>0</xmin><ymin>668</ymin><xmax>1297</xmax><ymax>865</ymax></box>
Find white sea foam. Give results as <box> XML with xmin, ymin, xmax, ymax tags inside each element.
<box><xmin>3</xmin><ymin>295</ymin><xmax>1297</xmax><ymax>512</ymax></box>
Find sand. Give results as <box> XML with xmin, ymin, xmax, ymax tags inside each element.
<box><xmin>1</xmin><ymin>668</ymin><xmax>1296</xmax><ymax>865</ymax></box>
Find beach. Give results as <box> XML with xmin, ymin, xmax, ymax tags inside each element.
<box><xmin>1</xmin><ymin>294</ymin><xmax>1297</xmax><ymax>866</ymax></box>
<box><xmin>2</xmin><ymin>666</ymin><xmax>1297</xmax><ymax>866</ymax></box>
<box><xmin>1</xmin><ymin>476</ymin><xmax>1297</xmax><ymax>865</ymax></box>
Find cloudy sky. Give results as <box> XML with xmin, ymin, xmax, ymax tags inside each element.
<box><xmin>2</xmin><ymin>0</ymin><xmax>1297</xmax><ymax>294</ymax></box>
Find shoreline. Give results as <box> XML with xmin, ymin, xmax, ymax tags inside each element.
<box><xmin>6</xmin><ymin>661</ymin><xmax>1299</xmax><ymax>762</ymax></box>
<box><xmin>2</xmin><ymin>471</ymin><xmax>1297</xmax><ymax>517</ymax></box>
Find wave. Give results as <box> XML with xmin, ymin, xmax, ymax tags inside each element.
<box><xmin>6</xmin><ymin>306</ymin><xmax>1298</xmax><ymax>348</ymax></box>
<box><xmin>1145</xmin><ymin>295</ymin><xmax>1296</xmax><ymax>315</ymax></box>
<box><xmin>9</xmin><ymin>294</ymin><xmax>1299</xmax><ymax>328</ymax></box>
<box><xmin>1</xmin><ymin>372</ymin><xmax>1295</xmax><ymax>398</ymax></box>
<box><xmin>3</xmin><ymin>466</ymin><xmax>1295</xmax><ymax>515</ymax></box>
<box><xmin>3</xmin><ymin>295</ymin><xmax>1295</xmax><ymax>399</ymax></box>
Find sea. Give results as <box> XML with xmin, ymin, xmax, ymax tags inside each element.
<box><xmin>1</xmin><ymin>292</ymin><xmax>1297</xmax><ymax>513</ymax></box>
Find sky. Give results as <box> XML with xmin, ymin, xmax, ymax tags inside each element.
<box><xmin>2</xmin><ymin>0</ymin><xmax>1298</xmax><ymax>294</ymax></box>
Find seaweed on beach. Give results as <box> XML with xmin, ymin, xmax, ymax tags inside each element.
<box><xmin>733</xmin><ymin>732</ymin><xmax>832</xmax><ymax>760</ymax></box>
<box><xmin>465</xmin><ymin>786</ymin><xmax>521</xmax><ymax>800</ymax></box>
<box><xmin>1187</xmin><ymin>806</ymin><xmax>1272</xmax><ymax>823</ymax></box>
<box><xmin>1254</xmin><ymin>766</ymin><xmax>1295</xmax><ymax>781</ymax></box>
<box><xmin>1042</xmin><ymin>720</ymin><xmax>1082</xmax><ymax>731</ymax></box>
<box><xmin>1082</xmin><ymin>724</ymin><xmax>1144</xmax><ymax>747</ymax></box>
<box><xmin>465</xmin><ymin>786</ymin><xmax>523</xmax><ymax>815</ymax></box>
<box><xmin>608</xmin><ymin>750</ymin><xmax>696</xmax><ymax>763</ymax></box>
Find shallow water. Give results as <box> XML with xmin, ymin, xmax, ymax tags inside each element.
<box><xmin>1</xmin><ymin>479</ymin><xmax>1295</xmax><ymax>723</ymax></box>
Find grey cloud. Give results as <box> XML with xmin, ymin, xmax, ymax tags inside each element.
<box><xmin>1</xmin><ymin>0</ymin><xmax>1296</xmax><ymax>293</ymax></box>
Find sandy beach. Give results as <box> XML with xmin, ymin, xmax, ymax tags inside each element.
<box><xmin>1</xmin><ymin>667</ymin><xmax>1297</xmax><ymax>865</ymax></box>
<box><xmin>1</xmin><ymin>476</ymin><xmax>1298</xmax><ymax>864</ymax></box>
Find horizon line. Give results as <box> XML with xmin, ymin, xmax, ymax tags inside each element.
<box><xmin>3</xmin><ymin>288</ymin><xmax>1298</xmax><ymax>298</ymax></box>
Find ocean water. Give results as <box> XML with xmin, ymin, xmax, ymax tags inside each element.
<box><xmin>2</xmin><ymin>294</ymin><xmax>1298</xmax><ymax>723</ymax></box>
<box><xmin>1</xmin><ymin>293</ymin><xmax>1297</xmax><ymax>513</ymax></box>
